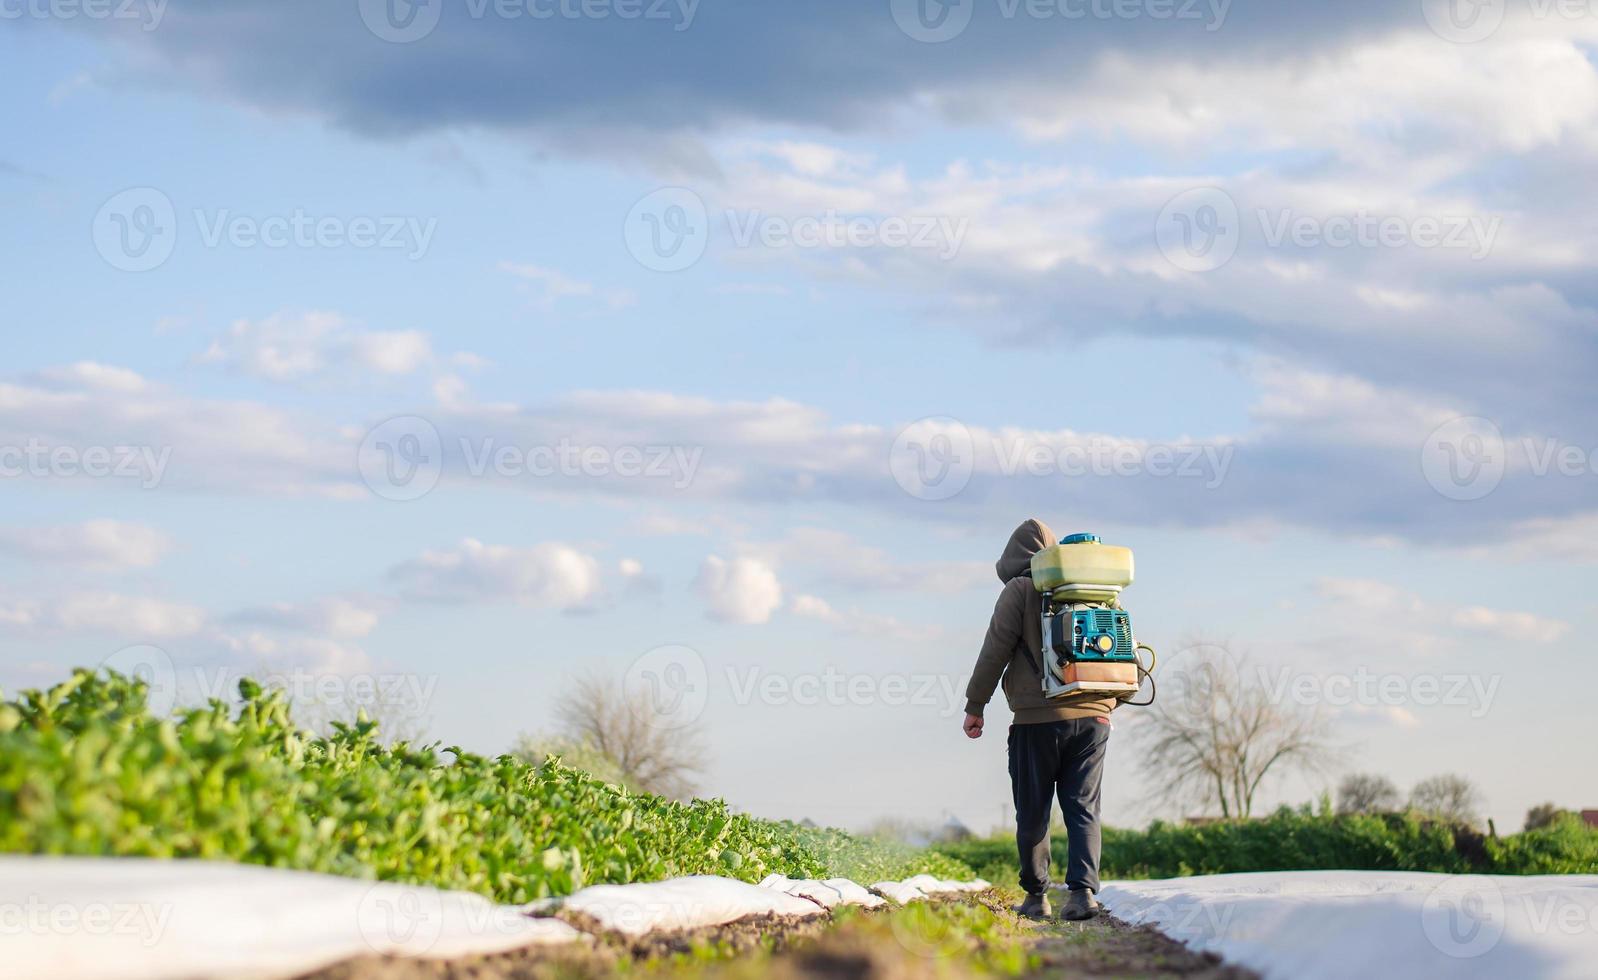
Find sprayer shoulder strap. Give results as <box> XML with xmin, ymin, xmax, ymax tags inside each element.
<box><xmin>1018</xmin><ymin>579</ymin><xmax>1043</xmax><ymax>676</ymax></box>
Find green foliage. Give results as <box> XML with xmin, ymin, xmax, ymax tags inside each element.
<box><xmin>937</xmin><ymin>807</ymin><xmax>1598</xmax><ymax>884</ymax></box>
<box><xmin>1486</xmin><ymin>812</ymin><xmax>1598</xmax><ymax>874</ymax></box>
<box><xmin>510</xmin><ymin>733</ymin><xmax>633</xmax><ymax>791</ymax></box>
<box><xmin>0</xmin><ymin>670</ymin><xmax>965</xmax><ymax>903</ymax></box>
<box><xmin>786</xmin><ymin>823</ymin><xmax>974</xmax><ymax>884</ymax></box>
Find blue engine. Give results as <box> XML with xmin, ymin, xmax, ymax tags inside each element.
<box><xmin>1046</xmin><ymin>607</ymin><xmax>1137</xmax><ymax>664</ymax></box>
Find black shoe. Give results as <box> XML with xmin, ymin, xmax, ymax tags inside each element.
<box><xmin>1060</xmin><ymin>888</ymin><xmax>1100</xmax><ymax>921</ymax></box>
<box><xmin>1013</xmin><ymin>892</ymin><xmax>1051</xmax><ymax>920</ymax></box>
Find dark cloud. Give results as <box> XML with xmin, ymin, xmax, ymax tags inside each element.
<box><xmin>78</xmin><ymin>0</ymin><xmax>1421</xmax><ymax>141</ymax></box>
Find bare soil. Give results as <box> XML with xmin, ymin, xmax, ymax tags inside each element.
<box><xmin>297</xmin><ymin>896</ymin><xmax>1258</xmax><ymax>980</ymax></box>
<box><xmin>1026</xmin><ymin>913</ymin><xmax>1258</xmax><ymax>980</ymax></box>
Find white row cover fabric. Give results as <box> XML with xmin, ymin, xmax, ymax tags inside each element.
<box><xmin>549</xmin><ymin>875</ymin><xmax>827</xmax><ymax>935</ymax></box>
<box><xmin>869</xmin><ymin>876</ymin><xmax>994</xmax><ymax>904</ymax></box>
<box><xmin>0</xmin><ymin>856</ymin><xmax>581</xmax><ymax>980</ymax></box>
<box><xmin>1100</xmin><ymin>870</ymin><xmax>1598</xmax><ymax>980</ymax></box>
<box><xmin>757</xmin><ymin>874</ymin><xmax>887</xmax><ymax>909</ymax></box>
<box><xmin>904</xmin><ymin>874</ymin><xmax>993</xmax><ymax>894</ymax></box>
<box><xmin>1</xmin><ymin>855</ymin><xmax>997</xmax><ymax>979</ymax></box>
<box><xmin>869</xmin><ymin>880</ymin><xmax>930</xmax><ymax>904</ymax></box>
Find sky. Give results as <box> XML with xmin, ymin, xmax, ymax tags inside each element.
<box><xmin>2</xmin><ymin>0</ymin><xmax>1596</xmax><ymax>835</ymax></box>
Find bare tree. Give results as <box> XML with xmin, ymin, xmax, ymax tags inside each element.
<box><xmin>1524</xmin><ymin>802</ymin><xmax>1568</xmax><ymax>832</ymax></box>
<box><xmin>539</xmin><ymin>673</ymin><xmax>708</xmax><ymax>800</ymax></box>
<box><xmin>1337</xmin><ymin>772</ymin><xmax>1402</xmax><ymax>815</ymax></box>
<box><xmin>1409</xmin><ymin>773</ymin><xmax>1483</xmax><ymax>828</ymax></box>
<box><xmin>1136</xmin><ymin>644</ymin><xmax>1338</xmax><ymax>820</ymax></box>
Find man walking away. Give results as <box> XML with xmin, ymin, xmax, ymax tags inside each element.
<box><xmin>961</xmin><ymin>519</ymin><xmax>1115</xmax><ymax>922</ymax></box>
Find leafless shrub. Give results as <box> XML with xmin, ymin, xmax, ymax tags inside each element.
<box><xmin>1337</xmin><ymin>772</ymin><xmax>1402</xmax><ymax>815</ymax></box>
<box><xmin>1409</xmin><ymin>773</ymin><xmax>1483</xmax><ymax>828</ymax></box>
<box><xmin>535</xmin><ymin>672</ymin><xmax>708</xmax><ymax>800</ymax></box>
<box><xmin>1135</xmin><ymin>642</ymin><xmax>1338</xmax><ymax>820</ymax></box>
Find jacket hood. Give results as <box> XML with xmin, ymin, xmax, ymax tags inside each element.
<box><xmin>996</xmin><ymin>519</ymin><xmax>1054</xmax><ymax>583</ymax></box>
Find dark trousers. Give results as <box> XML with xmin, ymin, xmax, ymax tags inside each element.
<box><xmin>1007</xmin><ymin>717</ymin><xmax>1110</xmax><ymax>895</ymax></box>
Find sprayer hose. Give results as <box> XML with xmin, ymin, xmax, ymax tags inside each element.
<box><xmin>1125</xmin><ymin>642</ymin><xmax>1158</xmax><ymax>706</ymax></box>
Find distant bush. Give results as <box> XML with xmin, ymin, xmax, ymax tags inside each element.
<box><xmin>937</xmin><ymin>806</ymin><xmax>1598</xmax><ymax>884</ymax></box>
<box><xmin>1486</xmin><ymin>812</ymin><xmax>1598</xmax><ymax>874</ymax></box>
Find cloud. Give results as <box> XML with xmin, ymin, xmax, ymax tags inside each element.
<box><xmin>499</xmin><ymin>263</ymin><xmax>636</xmax><ymax>312</ymax></box>
<box><xmin>216</xmin><ymin>631</ymin><xmax>373</xmax><ymax>676</ymax></box>
<box><xmin>695</xmin><ymin>554</ymin><xmax>782</xmax><ymax>624</ymax></box>
<box><xmin>30</xmin><ymin>362</ymin><xmax>149</xmax><ymax>394</ymax></box>
<box><xmin>58</xmin><ymin>1</ymin><xmax>1430</xmax><ymax>147</ymax></box>
<box><xmin>1450</xmin><ymin>606</ymin><xmax>1569</xmax><ymax>645</ymax></box>
<box><xmin>1340</xmin><ymin>703</ymin><xmax>1422</xmax><ymax>730</ymax></box>
<box><xmin>0</xmin><ymin>362</ymin><xmax>360</xmax><ymax>498</ymax></box>
<box><xmin>198</xmin><ymin>311</ymin><xmax>435</xmax><ymax>382</ymax></box>
<box><xmin>789</xmin><ymin>592</ymin><xmax>940</xmax><ymax>641</ymax></box>
<box><xmin>0</xmin><ymin>520</ymin><xmax>172</xmax><ymax>571</ymax></box>
<box><xmin>388</xmin><ymin>538</ymin><xmax>604</xmax><ymax>609</ymax></box>
<box><xmin>226</xmin><ymin>596</ymin><xmax>384</xmax><ymax>639</ymax></box>
<box><xmin>0</xmin><ymin>592</ymin><xmax>206</xmax><ymax>639</ymax></box>
<box><xmin>1314</xmin><ymin>577</ymin><xmax>1570</xmax><ymax>647</ymax></box>
<box><xmin>6</xmin><ymin>357</ymin><xmax>1592</xmax><ymax>551</ymax></box>
<box><xmin>770</xmin><ymin>527</ymin><xmax>989</xmax><ymax>594</ymax></box>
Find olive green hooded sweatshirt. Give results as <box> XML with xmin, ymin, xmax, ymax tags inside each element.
<box><xmin>962</xmin><ymin>519</ymin><xmax>1115</xmax><ymax>725</ymax></box>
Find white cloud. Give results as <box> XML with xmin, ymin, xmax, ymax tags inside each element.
<box><xmin>771</xmin><ymin>527</ymin><xmax>988</xmax><ymax>594</ymax></box>
<box><xmin>0</xmin><ymin>520</ymin><xmax>171</xmax><ymax>571</ymax></box>
<box><xmin>0</xmin><ymin>592</ymin><xmax>206</xmax><ymax>639</ymax></box>
<box><xmin>389</xmin><ymin>538</ymin><xmax>603</xmax><ymax>609</ymax></box>
<box><xmin>789</xmin><ymin>592</ymin><xmax>940</xmax><ymax>641</ymax></box>
<box><xmin>993</xmin><ymin>33</ymin><xmax>1598</xmax><ymax>157</ymax></box>
<box><xmin>218</xmin><ymin>631</ymin><xmax>372</xmax><ymax>676</ymax></box>
<box><xmin>1450</xmin><ymin>607</ymin><xmax>1569</xmax><ymax>645</ymax></box>
<box><xmin>1314</xmin><ymin>578</ymin><xmax>1427</xmax><ymax>614</ymax></box>
<box><xmin>499</xmin><ymin>262</ymin><xmax>636</xmax><ymax>312</ymax></box>
<box><xmin>199</xmin><ymin>311</ymin><xmax>435</xmax><ymax>382</ymax></box>
<box><xmin>1315</xmin><ymin>577</ymin><xmax>1570</xmax><ymax>647</ymax></box>
<box><xmin>30</xmin><ymin>362</ymin><xmax>149</xmax><ymax>394</ymax></box>
<box><xmin>1341</xmin><ymin>703</ymin><xmax>1422</xmax><ymax>730</ymax></box>
<box><xmin>2</xmin><ymin>357</ymin><xmax>1584</xmax><ymax>549</ymax></box>
<box><xmin>695</xmin><ymin>555</ymin><xmax>783</xmax><ymax>624</ymax></box>
<box><xmin>0</xmin><ymin>363</ymin><xmax>360</xmax><ymax>498</ymax></box>
<box><xmin>227</xmin><ymin>596</ymin><xmax>383</xmax><ymax>639</ymax></box>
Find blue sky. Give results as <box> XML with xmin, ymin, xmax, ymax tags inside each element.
<box><xmin>2</xmin><ymin>2</ymin><xmax>1597</xmax><ymax>833</ymax></box>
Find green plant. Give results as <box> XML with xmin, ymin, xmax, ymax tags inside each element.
<box><xmin>937</xmin><ymin>806</ymin><xmax>1598</xmax><ymax>883</ymax></box>
<box><xmin>0</xmin><ymin>669</ymin><xmax>967</xmax><ymax>903</ymax></box>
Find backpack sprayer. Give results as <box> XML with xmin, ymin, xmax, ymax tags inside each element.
<box><xmin>1030</xmin><ymin>533</ymin><xmax>1156</xmax><ymax>706</ymax></box>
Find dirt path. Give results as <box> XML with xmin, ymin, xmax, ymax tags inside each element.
<box><xmin>1024</xmin><ymin>913</ymin><xmax>1257</xmax><ymax>980</ymax></box>
<box><xmin>300</xmin><ymin>899</ymin><xmax>1258</xmax><ymax>980</ymax></box>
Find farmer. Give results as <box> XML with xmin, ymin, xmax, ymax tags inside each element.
<box><xmin>962</xmin><ymin>518</ymin><xmax>1114</xmax><ymax>922</ymax></box>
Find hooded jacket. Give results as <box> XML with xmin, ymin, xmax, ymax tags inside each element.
<box><xmin>962</xmin><ymin>519</ymin><xmax>1116</xmax><ymax>725</ymax></box>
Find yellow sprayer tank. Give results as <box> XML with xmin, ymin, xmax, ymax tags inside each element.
<box><xmin>1030</xmin><ymin>533</ymin><xmax>1134</xmax><ymax>601</ymax></box>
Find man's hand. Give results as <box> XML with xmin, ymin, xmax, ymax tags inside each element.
<box><xmin>962</xmin><ymin>713</ymin><xmax>984</xmax><ymax>739</ymax></box>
